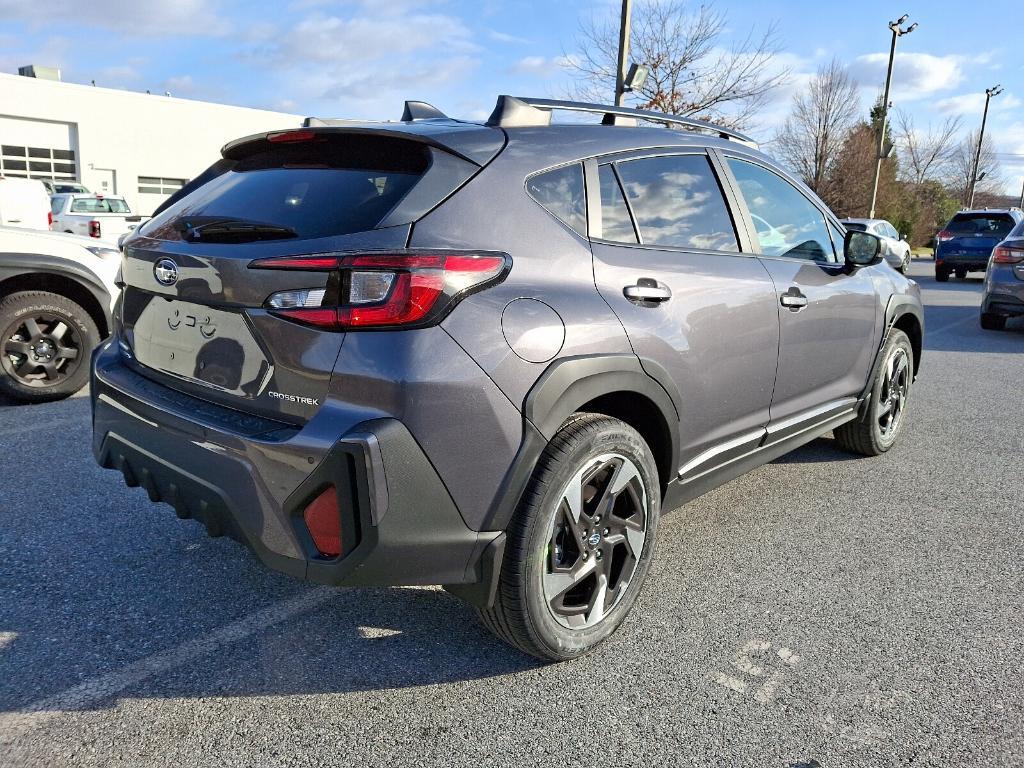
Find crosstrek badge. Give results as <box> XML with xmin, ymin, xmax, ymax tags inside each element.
<box><xmin>267</xmin><ymin>391</ymin><xmax>320</xmax><ymax>406</ymax></box>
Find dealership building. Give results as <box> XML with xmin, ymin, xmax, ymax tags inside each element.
<box><xmin>0</xmin><ymin>68</ymin><xmax>302</xmax><ymax>215</ymax></box>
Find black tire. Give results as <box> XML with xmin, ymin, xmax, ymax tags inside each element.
<box><xmin>935</xmin><ymin>267</ymin><xmax>949</xmax><ymax>282</ymax></box>
<box><xmin>980</xmin><ymin>312</ymin><xmax>1006</xmax><ymax>331</ymax></box>
<box><xmin>834</xmin><ymin>329</ymin><xmax>913</xmax><ymax>457</ymax></box>
<box><xmin>478</xmin><ymin>413</ymin><xmax>661</xmax><ymax>661</ymax></box>
<box><xmin>0</xmin><ymin>291</ymin><xmax>99</xmax><ymax>403</ymax></box>
<box><xmin>955</xmin><ymin>268</ymin><xmax>967</xmax><ymax>279</ymax></box>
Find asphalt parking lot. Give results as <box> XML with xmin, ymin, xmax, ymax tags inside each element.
<box><xmin>1</xmin><ymin>258</ymin><xmax>1022</xmax><ymax>767</ymax></box>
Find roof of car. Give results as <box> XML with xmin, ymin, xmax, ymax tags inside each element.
<box><xmin>842</xmin><ymin>218</ymin><xmax>883</xmax><ymax>225</ymax></box>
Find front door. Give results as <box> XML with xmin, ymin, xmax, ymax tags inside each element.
<box><xmin>722</xmin><ymin>156</ymin><xmax>878</xmax><ymax>429</ymax></box>
<box><xmin>589</xmin><ymin>152</ymin><xmax>779</xmax><ymax>481</ymax></box>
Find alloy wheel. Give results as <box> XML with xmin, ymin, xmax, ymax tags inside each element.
<box><xmin>878</xmin><ymin>346</ymin><xmax>910</xmax><ymax>438</ymax></box>
<box><xmin>543</xmin><ymin>453</ymin><xmax>648</xmax><ymax>629</ymax></box>
<box><xmin>2</xmin><ymin>312</ymin><xmax>83</xmax><ymax>388</ymax></box>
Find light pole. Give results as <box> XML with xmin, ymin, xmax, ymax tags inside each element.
<box><xmin>614</xmin><ymin>0</ymin><xmax>633</xmax><ymax>106</ymax></box>
<box><xmin>967</xmin><ymin>85</ymin><xmax>1003</xmax><ymax>209</ymax></box>
<box><xmin>869</xmin><ymin>14</ymin><xmax>918</xmax><ymax>219</ymax></box>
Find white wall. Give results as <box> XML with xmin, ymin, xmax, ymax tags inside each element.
<box><xmin>0</xmin><ymin>73</ymin><xmax>302</xmax><ymax>215</ymax></box>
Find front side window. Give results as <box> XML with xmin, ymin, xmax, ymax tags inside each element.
<box><xmin>526</xmin><ymin>163</ymin><xmax>586</xmax><ymax>235</ymax></box>
<box><xmin>727</xmin><ymin>158</ymin><xmax>836</xmax><ymax>263</ymax></box>
<box><xmin>614</xmin><ymin>154</ymin><xmax>739</xmax><ymax>251</ymax></box>
<box><xmin>597</xmin><ymin>164</ymin><xmax>637</xmax><ymax>243</ymax></box>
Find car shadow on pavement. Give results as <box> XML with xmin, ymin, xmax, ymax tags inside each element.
<box><xmin>923</xmin><ymin>304</ymin><xmax>1024</xmax><ymax>353</ymax></box>
<box><xmin>772</xmin><ymin>436</ymin><xmax>861</xmax><ymax>464</ymax></box>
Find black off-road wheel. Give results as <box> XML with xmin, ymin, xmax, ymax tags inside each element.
<box><xmin>935</xmin><ymin>267</ymin><xmax>949</xmax><ymax>282</ymax></box>
<box><xmin>834</xmin><ymin>329</ymin><xmax>913</xmax><ymax>457</ymax></box>
<box><xmin>0</xmin><ymin>291</ymin><xmax>99</xmax><ymax>403</ymax></box>
<box><xmin>955</xmin><ymin>268</ymin><xmax>968</xmax><ymax>280</ymax></box>
<box><xmin>478</xmin><ymin>413</ymin><xmax>661</xmax><ymax>662</ymax></box>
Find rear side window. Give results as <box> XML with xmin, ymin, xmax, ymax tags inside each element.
<box><xmin>947</xmin><ymin>213</ymin><xmax>1015</xmax><ymax>238</ymax></box>
<box><xmin>71</xmin><ymin>198</ymin><xmax>130</xmax><ymax>213</ymax></box>
<box><xmin>526</xmin><ymin>163</ymin><xmax>586</xmax><ymax>235</ymax></box>
<box><xmin>843</xmin><ymin>222</ymin><xmax>867</xmax><ymax>232</ymax></box>
<box><xmin>141</xmin><ymin>135</ymin><xmax>430</xmax><ymax>241</ymax></box>
<box><xmin>50</xmin><ymin>198</ymin><xmax>63</xmax><ymax>215</ymax></box>
<box><xmin>727</xmin><ymin>158</ymin><xmax>836</xmax><ymax>263</ymax></box>
<box><xmin>614</xmin><ymin>154</ymin><xmax>738</xmax><ymax>251</ymax></box>
<box><xmin>597</xmin><ymin>164</ymin><xmax>637</xmax><ymax>243</ymax></box>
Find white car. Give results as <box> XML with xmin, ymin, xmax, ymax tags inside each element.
<box><xmin>50</xmin><ymin>193</ymin><xmax>142</xmax><ymax>245</ymax></box>
<box><xmin>0</xmin><ymin>227</ymin><xmax>120</xmax><ymax>402</ymax></box>
<box><xmin>841</xmin><ymin>218</ymin><xmax>912</xmax><ymax>274</ymax></box>
<box><xmin>0</xmin><ymin>177</ymin><xmax>52</xmax><ymax>231</ymax></box>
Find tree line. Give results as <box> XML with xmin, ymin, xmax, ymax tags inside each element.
<box><xmin>568</xmin><ymin>0</ymin><xmax>1010</xmax><ymax>246</ymax></box>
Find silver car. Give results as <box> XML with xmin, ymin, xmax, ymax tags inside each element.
<box><xmin>842</xmin><ymin>218</ymin><xmax>912</xmax><ymax>273</ymax></box>
<box><xmin>91</xmin><ymin>96</ymin><xmax>923</xmax><ymax>661</ymax></box>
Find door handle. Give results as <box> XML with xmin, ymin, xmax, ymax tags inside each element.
<box><xmin>624</xmin><ymin>278</ymin><xmax>672</xmax><ymax>304</ymax></box>
<box><xmin>780</xmin><ymin>287</ymin><xmax>808</xmax><ymax>311</ymax></box>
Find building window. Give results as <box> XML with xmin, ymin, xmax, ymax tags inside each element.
<box><xmin>138</xmin><ymin>176</ymin><xmax>187</xmax><ymax>195</ymax></box>
<box><xmin>1</xmin><ymin>145</ymin><xmax>77</xmax><ymax>183</ymax></box>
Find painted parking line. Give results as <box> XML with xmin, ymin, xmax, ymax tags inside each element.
<box><xmin>0</xmin><ymin>586</ymin><xmax>337</xmax><ymax>742</ymax></box>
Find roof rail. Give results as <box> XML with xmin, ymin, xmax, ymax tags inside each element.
<box><xmin>485</xmin><ymin>95</ymin><xmax>757</xmax><ymax>147</ymax></box>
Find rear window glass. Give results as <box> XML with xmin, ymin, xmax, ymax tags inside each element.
<box><xmin>615</xmin><ymin>154</ymin><xmax>738</xmax><ymax>251</ymax></box>
<box><xmin>947</xmin><ymin>214</ymin><xmax>1015</xmax><ymax>237</ymax></box>
<box><xmin>597</xmin><ymin>164</ymin><xmax>637</xmax><ymax>243</ymax></box>
<box><xmin>141</xmin><ymin>135</ymin><xmax>429</xmax><ymax>241</ymax></box>
<box><xmin>526</xmin><ymin>163</ymin><xmax>586</xmax><ymax>235</ymax></box>
<box><xmin>70</xmin><ymin>197</ymin><xmax>130</xmax><ymax>213</ymax></box>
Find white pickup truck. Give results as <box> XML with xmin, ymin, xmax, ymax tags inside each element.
<box><xmin>50</xmin><ymin>193</ymin><xmax>143</xmax><ymax>245</ymax></box>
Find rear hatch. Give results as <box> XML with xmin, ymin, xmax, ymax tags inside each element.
<box><xmin>118</xmin><ymin>126</ymin><xmax>501</xmax><ymax>424</ymax></box>
<box><xmin>938</xmin><ymin>213</ymin><xmax>1017</xmax><ymax>259</ymax></box>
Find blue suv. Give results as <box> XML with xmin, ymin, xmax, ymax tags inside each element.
<box><xmin>935</xmin><ymin>209</ymin><xmax>1024</xmax><ymax>282</ymax></box>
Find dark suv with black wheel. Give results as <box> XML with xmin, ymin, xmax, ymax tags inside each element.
<box><xmin>935</xmin><ymin>209</ymin><xmax>1024</xmax><ymax>282</ymax></box>
<box><xmin>92</xmin><ymin>96</ymin><xmax>923</xmax><ymax>661</ymax></box>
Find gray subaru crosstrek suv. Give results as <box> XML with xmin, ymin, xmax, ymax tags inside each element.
<box><xmin>91</xmin><ymin>96</ymin><xmax>923</xmax><ymax>661</ymax></box>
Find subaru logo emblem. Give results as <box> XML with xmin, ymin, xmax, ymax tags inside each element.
<box><xmin>154</xmin><ymin>258</ymin><xmax>179</xmax><ymax>286</ymax></box>
<box><xmin>588</xmin><ymin>532</ymin><xmax>601</xmax><ymax>548</ymax></box>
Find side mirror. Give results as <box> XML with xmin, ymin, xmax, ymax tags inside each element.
<box><xmin>845</xmin><ymin>230</ymin><xmax>884</xmax><ymax>268</ymax></box>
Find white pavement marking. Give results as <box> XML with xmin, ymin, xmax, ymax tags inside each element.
<box><xmin>926</xmin><ymin>314</ymin><xmax>977</xmax><ymax>336</ymax></box>
<box><xmin>713</xmin><ymin>638</ymin><xmax>802</xmax><ymax>705</ymax></box>
<box><xmin>0</xmin><ymin>587</ymin><xmax>336</xmax><ymax>741</ymax></box>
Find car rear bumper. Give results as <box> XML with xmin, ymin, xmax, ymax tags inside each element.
<box><xmin>91</xmin><ymin>340</ymin><xmax>501</xmax><ymax>590</ymax></box>
<box><xmin>935</xmin><ymin>252</ymin><xmax>989</xmax><ymax>270</ymax></box>
<box><xmin>982</xmin><ymin>291</ymin><xmax>1024</xmax><ymax>317</ymax></box>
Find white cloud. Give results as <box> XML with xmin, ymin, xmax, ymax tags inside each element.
<box><xmin>509</xmin><ymin>55</ymin><xmax>575</xmax><ymax>77</ymax></box>
<box><xmin>935</xmin><ymin>92</ymin><xmax>1022</xmax><ymax>116</ymax></box>
<box><xmin>850</xmin><ymin>52</ymin><xmax>965</xmax><ymax>100</ymax></box>
<box><xmin>243</xmin><ymin>6</ymin><xmax>480</xmax><ymax>118</ymax></box>
<box><xmin>0</xmin><ymin>0</ymin><xmax>231</xmax><ymax>36</ymax></box>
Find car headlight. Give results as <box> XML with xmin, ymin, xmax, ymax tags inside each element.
<box><xmin>85</xmin><ymin>246</ymin><xmax>121</xmax><ymax>259</ymax></box>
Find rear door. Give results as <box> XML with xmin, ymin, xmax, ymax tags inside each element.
<box><xmin>119</xmin><ymin>131</ymin><xmax>466</xmax><ymax>424</ymax></box>
<box><xmin>720</xmin><ymin>154</ymin><xmax>877</xmax><ymax>432</ymax></box>
<box><xmin>588</xmin><ymin>151</ymin><xmax>779</xmax><ymax>481</ymax></box>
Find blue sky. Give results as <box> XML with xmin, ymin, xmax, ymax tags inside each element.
<box><xmin>2</xmin><ymin>0</ymin><xmax>1021</xmax><ymax>192</ymax></box>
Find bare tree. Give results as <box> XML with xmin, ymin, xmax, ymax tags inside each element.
<box><xmin>772</xmin><ymin>59</ymin><xmax>859</xmax><ymax>199</ymax></box>
<box><xmin>893</xmin><ymin>110</ymin><xmax>962</xmax><ymax>185</ymax></box>
<box><xmin>567</xmin><ymin>0</ymin><xmax>789</xmax><ymax>128</ymax></box>
<box><xmin>948</xmin><ymin>129</ymin><xmax>1003</xmax><ymax>205</ymax></box>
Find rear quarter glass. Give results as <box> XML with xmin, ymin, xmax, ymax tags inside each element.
<box><xmin>139</xmin><ymin>134</ymin><xmax>444</xmax><ymax>242</ymax></box>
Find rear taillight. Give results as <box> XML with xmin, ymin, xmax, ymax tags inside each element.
<box><xmin>303</xmin><ymin>486</ymin><xmax>342</xmax><ymax>558</ymax></box>
<box><xmin>47</xmin><ymin>211</ymin><xmax>53</xmax><ymax>228</ymax></box>
<box><xmin>250</xmin><ymin>251</ymin><xmax>510</xmax><ymax>330</ymax></box>
<box><xmin>937</xmin><ymin>230</ymin><xmax>954</xmax><ymax>243</ymax></box>
<box><xmin>88</xmin><ymin>220</ymin><xmax>101</xmax><ymax>238</ymax></box>
<box><xmin>992</xmin><ymin>246</ymin><xmax>1024</xmax><ymax>264</ymax></box>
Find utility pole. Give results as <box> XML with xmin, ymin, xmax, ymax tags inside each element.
<box><xmin>1018</xmin><ymin>177</ymin><xmax>1023</xmax><ymax>209</ymax></box>
<box><xmin>967</xmin><ymin>85</ymin><xmax>1003</xmax><ymax>209</ymax></box>
<box><xmin>869</xmin><ymin>14</ymin><xmax>917</xmax><ymax>219</ymax></box>
<box><xmin>614</xmin><ymin>0</ymin><xmax>633</xmax><ymax>106</ymax></box>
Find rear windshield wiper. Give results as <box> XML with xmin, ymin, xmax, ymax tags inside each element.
<box><xmin>184</xmin><ymin>219</ymin><xmax>298</xmax><ymax>243</ymax></box>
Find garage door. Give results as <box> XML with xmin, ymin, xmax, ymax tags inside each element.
<box><xmin>0</xmin><ymin>116</ymin><xmax>79</xmax><ymax>186</ymax></box>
